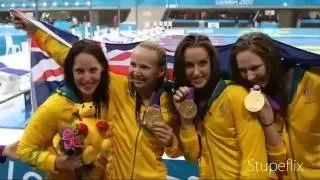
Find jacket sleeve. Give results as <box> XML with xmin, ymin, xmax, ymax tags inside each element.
<box><xmin>227</xmin><ymin>86</ymin><xmax>270</xmax><ymax>178</ymax></box>
<box><xmin>17</xmin><ymin>96</ymin><xmax>61</xmax><ymax>173</ymax></box>
<box><xmin>161</xmin><ymin>97</ymin><xmax>183</xmax><ymax>158</ymax></box>
<box><xmin>164</xmin><ymin>134</ymin><xmax>181</xmax><ymax>158</ymax></box>
<box><xmin>267</xmin><ymin>141</ymin><xmax>287</xmax><ymax>164</ymax></box>
<box><xmin>179</xmin><ymin>127</ymin><xmax>200</xmax><ymax>163</ymax></box>
<box><xmin>33</xmin><ymin>29</ymin><xmax>70</xmax><ymax>66</ymax></box>
<box><xmin>266</xmin><ymin>118</ymin><xmax>288</xmax><ymax>165</ymax></box>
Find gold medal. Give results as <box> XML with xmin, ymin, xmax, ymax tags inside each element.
<box><xmin>179</xmin><ymin>100</ymin><xmax>198</xmax><ymax>119</ymax></box>
<box><xmin>144</xmin><ymin>107</ymin><xmax>163</xmax><ymax>128</ymax></box>
<box><xmin>143</xmin><ymin>88</ymin><xmax>164</xmax><ymax>128</ymax></box>
<box><xmin>244</xmin><ymin>89</ymin><xmax>265</xmax><ymax>112</ymax></box>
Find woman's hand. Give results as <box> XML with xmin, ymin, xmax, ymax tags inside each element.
<box><xmin>250</xmin><ymin>85</ymin><xmax>274</xmax><ymax>126</ymax></box>
<box><xmin>54</xmin><ymin>155</ymin><xmax>83</xmax><ymax>171</ymax></box>
<box><xmin>149</xmin><ymin>122</ymin><xmax>174</xmax><ymax>147</ymax></box>
<box><xmin>10</xmin><ymin>10</ymin><xmax>38</xmax><ymax>33</ymax></box>
<box><xmin>173</xmin><ymin>86</ymin><xmax>195</xmax><ymax>129</ymax></box>
<box><xmin>2</xmin><ymin>141</ymin><xmax>19</xmax><ymax>159</ymax></box>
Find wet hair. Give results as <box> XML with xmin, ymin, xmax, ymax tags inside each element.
<box><xmin>64</xmin><ymin>39</ymin><xmax>109</xmax><ymax>111</ymax></box>
<box><xmin>133</xmin><ymin>40</ymin><xmax>168</xmax><ymax>88</ymax></box>
<box><xmin>137</xmin><ymin>40</ymin><xmax>167</xmax><ymax>74</ymax></box>
<box><xmin>230</xmin><ymin>32</ymin><xmax>288</xmax><ymax>118</ymax></box>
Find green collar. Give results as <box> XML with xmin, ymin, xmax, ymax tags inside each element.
<box><xmin>56</xmin><ymin>85</ymin><xmax>81</xmax><ymax>103</ymax></box>
<box><xmin>288</xmin><ymin>67</ymin><xmax>305</xmax><ymax>104</ymax></box>
<box><xmin>207</xmin><ymin>79</ymin><xmax>231</xmax><ymax>108</ymax></box>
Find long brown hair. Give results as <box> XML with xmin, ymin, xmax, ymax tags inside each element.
<box><xmin>230</xmin><ymin>32</ymin><xmax>288</xmax><ymax>118</ymax></box>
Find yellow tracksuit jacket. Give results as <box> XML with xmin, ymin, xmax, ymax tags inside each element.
<box><xmin>180</xmin><ymin>80</ymin><xmax>271</xmax><ymax>179</ymax></box>
<box><xmin>106</xmin><ymin>73</ymin><xmax>181</xmax><ymax>179</ymax></box>
<box><xmin>17</xmin><ymin>86</ymin><xmax>107</xmax><ymax>180</ymax></box>
<box><xmin>284</xmin><ymin>67</ymin><xmax>320</xmax><ymax>179</ymax></box>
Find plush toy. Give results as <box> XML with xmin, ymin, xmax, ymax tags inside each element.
<box><xmin>53</xmin><ymin>102</ymin><xmax>113</xmax><ymax>166</ymax></box>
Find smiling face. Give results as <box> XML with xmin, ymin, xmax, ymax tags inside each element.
<box><xmin>236</xmin><ymin>50</ymin><xmax>268</xmax><ymax>87</ymax></box>
<box><xmin>128</xmin><ymin>46</ymin><xmax>165</xmax><ymax>93</ymax></box>
<box><xmin>184</xmin><ymin>47</ymin><xmax>212</xmax><ymax>89</ymax></box>
<box><xmin>72</xmin><ymin>53</ymin><xmax>103</xmax><ymax>101</ymax></box>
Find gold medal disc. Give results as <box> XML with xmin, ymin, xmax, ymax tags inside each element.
<box><xmin>144</xmin><ymin>107</ymin><xmax>162</xmax><ymax>128</ymax></box>
<box><xmin>179</xmin><ymin>100</ymin><xmax>198</xmax><ymax>119</ymax></box>
<box><xmin>244</xmin><ymin>90</ymin><xmax>265</xmax><ymax>112</ymax></box>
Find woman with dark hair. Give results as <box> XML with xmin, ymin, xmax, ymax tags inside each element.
<box><xmin>173</xmin><ymin>34</ymin><xmax>271</xmax><ymax>179</ymax></box>
<box><xmin>230</xmin><ymin>32</ymin><xmax>287</xmax><ymax>146</ymax></box>
<box><xmin>230</xmin><ymin>32</ymin><xmax>288</xmax><ymax>117</ymax></box>
<box><xmin>63</xmin><ymin>40</ymin><xmax>109</xmax><ymax>112</ymax></box>
<box><xmin>230</xmin><ymin>32</ymin><xmax>320</xmax><ymax>179</ymax></box>
<box><xmin>16</xmin><ymin>40</ymin><xmax>110</xmax><ymax>179</ymax></box>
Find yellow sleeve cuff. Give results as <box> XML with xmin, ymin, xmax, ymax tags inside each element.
<box><xmin>179</xmin><ymin>127</ymin><xmax>198</xmax><ymax>142</ymax></box>
<box><xmin>164</xmin><ymin>134</ymin><xmax>181</xmax><ymax>158</ymax></box>
<box><xmin>179</xmin><ymin>127</ymin><xmax>199</xmax><ymax>163</ymax></box>
<box><xmin>267</xmin><ymin>141</ymin><xmax>287</xmax><ymax>164</ymax></box>
<box><xmin>267</xmin><ymin>141</ymin><xmax>286</xmax><ymax>154</ymax></box>
<box><xmin>166</xmin><ymin>134</ymin><xmax>179</xmax><ymax>149</ymax></box>
<box><xmin>33</xmin><ymin>29</ymin><xmax>69</xmax><ymax>66</ymax></box>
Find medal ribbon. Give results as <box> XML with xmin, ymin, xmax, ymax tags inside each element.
<box><xmin>267</xmin><ymin>96</ymin><xmax>281</xmax><ymax>113</ymax></box>
<box><xmin>151</xmin><ymin>88</ymin><xmax>163</xmax><ymax>109</ymax></box>
<box><xmin>186</xmin><ymin>87</ymin><xmax>195</xmax><ymax>100</ymax></box>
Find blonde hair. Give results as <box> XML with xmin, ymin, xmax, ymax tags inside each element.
<box><xmin>137</xmin><ymin>40</ymin><xmax>167</xmax><ymax>67</ymax></box>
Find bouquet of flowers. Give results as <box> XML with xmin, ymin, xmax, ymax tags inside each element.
<box><xmin>59</xmin><ymin>126</ymin><xmax>85</xmax><ymax>156</ymax></box>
